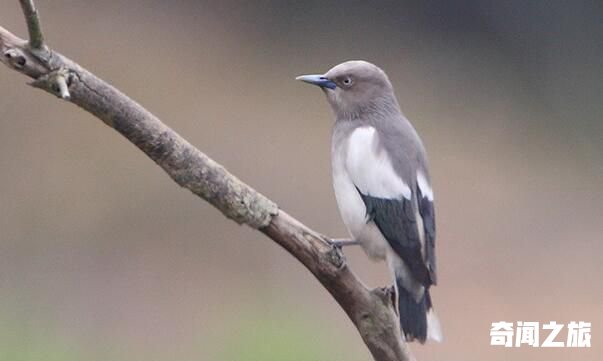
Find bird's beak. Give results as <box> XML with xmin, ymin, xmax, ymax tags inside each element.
<box><xmin>295</xmin><ymin>74</ymin><xmax>337</xmax><ymax>90</ymax></box>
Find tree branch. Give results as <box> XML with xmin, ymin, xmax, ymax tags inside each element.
<box><xmin>18</xmin><ymin>0</ymin><xmax>45</xmax><ymax>50</ymax></box>
<box><xmin>0</xmin><ymin>3</ymin><xmax>417</xmax><ymax>360</ymax></box>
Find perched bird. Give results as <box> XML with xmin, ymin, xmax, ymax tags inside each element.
<box><xmin>296</xmin><ymin>60</ymin><xmax>442</xmax><ymax>343</ymax></box>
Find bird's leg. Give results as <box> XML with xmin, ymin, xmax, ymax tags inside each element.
<box><xmin>328</xmin><ymin>238</ymin><xmax>361</xmax><ymax>248</ymax></box>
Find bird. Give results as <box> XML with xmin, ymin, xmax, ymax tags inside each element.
<box><xmin>296</xmin><ymin>60</ymin><xmax>442</xmax><ymax>343</ymax></box>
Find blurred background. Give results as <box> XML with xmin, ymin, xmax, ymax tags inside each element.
<box><xmin>0</xmin><ymin>1</ymin><xmax>601</xmax><ymax>360</ymax></box>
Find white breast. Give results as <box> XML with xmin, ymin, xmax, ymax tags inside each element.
<box><xmin>331</xmin><ymin>126</ymin><xmax>400</xmax><ymax>260</ymax></box>
<box><xmin>346</xmin><ymin>127</ymin><xmax>411</xmax><ymax>200</ymax></box>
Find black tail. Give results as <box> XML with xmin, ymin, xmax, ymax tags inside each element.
<box><xmin>396</xmin><ymin>277</ymin><xmax>432</xmax><ymax>343</ymax></box>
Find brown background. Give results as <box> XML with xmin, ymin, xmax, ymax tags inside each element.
<box><xmin>0</xmin><ymin>1</ymin><xmax>601</xmax><ymax>360</ymax></box>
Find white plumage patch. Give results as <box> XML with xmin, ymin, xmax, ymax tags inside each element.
<box><xmin>416</xmin><ymin>171</ymin><xmax>434</xmax><ymax>201</ymax></box>
<box><xmin>346</xmin><ymin>127</ymin><xmax>411</xmax><ymax>200</ymax></box>
<box><xmin>427</xmin><ymin>309</ymin><xmax>443</xmax><ymax>342</ymax></box>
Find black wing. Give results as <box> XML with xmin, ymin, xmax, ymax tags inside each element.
<box><xmin>358</xmin><ymin>185</ymin><xmax>436</xmax><ymax>287</ymax></box>
<box><xmin>417</xmin><ymin>184</ymin><xmax>436</xmax><ymax>285</ymax></box>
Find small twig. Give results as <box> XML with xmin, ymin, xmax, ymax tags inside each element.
<box><xmin>30</xmin><ymin>67</ymin><xmax>71</xmax><ymax>99</ymax></box>
<box><xmin>19</xmin><ymin>0</ymin><xmax>45</xmax><ymax>50</ymax></box>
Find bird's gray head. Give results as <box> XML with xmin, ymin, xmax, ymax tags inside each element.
<box><xmin>296</xmin><ymin>60</ymin><xmax>399</xmax><ymax>120</ymax></box>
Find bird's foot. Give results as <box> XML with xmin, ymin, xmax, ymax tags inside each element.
<box><xmin>371</xmin><ymin>285</ymin><xmax>398</xmax><ymax>313</ymax></box>
<box><xmin>328</xmin><ymin>238</ymin><xmax>361</xmax><ymax>249</ymax></box>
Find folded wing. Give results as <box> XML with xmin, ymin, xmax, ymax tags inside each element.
<box><xmin>346</xmin><ymin>126</ymin><xmax>436</xmax><ymax>287</ymax></box>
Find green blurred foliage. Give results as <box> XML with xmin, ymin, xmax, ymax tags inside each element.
<box><xmin>212</xmin><ymin>307</ymin><xmax>364</xmax><ymax>361</ymax></box>
<box><xmin>0</xmin><ymin>314</ymin><xmax>81</xmax><ymax>361</ymax></box>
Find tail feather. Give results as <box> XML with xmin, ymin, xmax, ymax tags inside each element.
<box><xmin>396</xmin><ymin>277</ymin><xmax>442</xmax><ymax>343</ymax></box>
<box><xmin>427</xmin><ymin>307</ymin><xmax>443</xmax><ymax>342</ymax></box>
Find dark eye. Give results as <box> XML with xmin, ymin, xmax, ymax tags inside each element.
<box><xmin>342</xmin><ymin>77</ymin><xmax>353</xmax><ymax>86</ymax></box>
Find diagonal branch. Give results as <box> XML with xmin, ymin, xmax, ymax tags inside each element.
<box><xmin>0</xmin><ymin>3</ymin><xmax>417</xmax><ymax>361</ymax></box>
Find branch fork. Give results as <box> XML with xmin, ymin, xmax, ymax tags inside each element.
<box><xmin>1</xmin><ymin>2</ymin><xmax>69</xmax><ymax>99</ymax></box>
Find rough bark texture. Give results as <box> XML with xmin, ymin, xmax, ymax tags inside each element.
<box><xmin>0</xmin><ymin>4</ymin><xmax>418</xmax><ymax>360</ymax></box>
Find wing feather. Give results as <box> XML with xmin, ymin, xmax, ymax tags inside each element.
<box><xmin>346</xmin><ymin>126</ymin><xmax>436</xmax><ymax>286</ymax></box>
